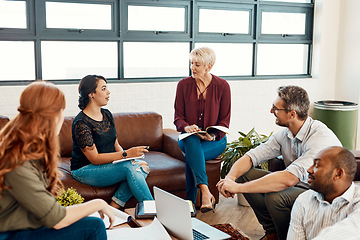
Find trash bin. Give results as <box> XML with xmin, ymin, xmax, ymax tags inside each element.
<box><xmin>313</xmin><ymin>100</ymin><xmax>358</xmax><ymax>150</ymax></box>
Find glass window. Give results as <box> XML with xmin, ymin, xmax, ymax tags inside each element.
<box><xmin>261</xmin><ymin>0</ymin><xmax>311</xmax><ymax>3</ymax></box>
<box><xmin>0</xmin><ymin>1</ymin><xmax>27</xmax><ymax>29</ymax></box>
<box><xmin>199</xmin><ymin>9</ymin><xmax>249</xmax><ymax>34</ymax></box>
<box><xmin>257</xmin><ymin>44</ymin><xmax>308</xmax><ymax>75</ymax></box>
<box><xmin>261</xmin><ymin>12</ymin><xmax>306</xmax><ymax>35</ymax></box>
<box><xmin>128</xmin><ymin>5</ymin><xmax>185</xmax><ymax>31</ymax></box>
<box><xmin>0</xmin><ymin>0</ymin><xmax>314</xmax><ymax>85</ymax></box>
<box><xmin>195</xmin><ymin>43</ymin><xmax>253</xmax><ymax>76</ymax></box>
<box><xmin>41</xmin><ymin>41</ymin><xmax>117</xmax><ymax>80</ymax></box>
<box><xmin>0</xmin><ymin>41</ymin><xmax>35</xmax><ymax>81</ymax></box>
<box><xmin>123</xmin><ymin>42</ymin><xmax>189</xmax><ymax>78</ymax></box>
<box><xmin>45</xmin><ymin>2</ymin><xmax>112</xmax><ymax>30</ymax></box>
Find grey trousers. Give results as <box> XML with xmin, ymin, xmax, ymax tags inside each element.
<box><xmin>237</xmin><ymin>168</ymin><xmax>306</xmax><ymax>240</ymax></box>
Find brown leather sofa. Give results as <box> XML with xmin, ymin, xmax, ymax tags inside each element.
<box><xmin>2</xmin><ymin>113</ymin><xmax>360</xmax><ymax>206</ymax></box>
<box><xmin>0</xmin><ymin>113</ymin><xmax>221</xmax><ymax>208</ymax></box>
<box><xmin>58</xmin><ymin>112</ymin><xmax>222</xmax><ymax>208</ymax></box>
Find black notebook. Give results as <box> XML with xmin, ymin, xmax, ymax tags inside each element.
<box><xmin>135</xmin><ymin>200</ymin><xmax>196</xmax><ymax>219</ymax></box>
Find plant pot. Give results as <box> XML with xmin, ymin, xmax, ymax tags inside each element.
<box><xmin>237</xmin><ymin>193</ymin><xmax>250</xmax><ymax>207</ymax></box>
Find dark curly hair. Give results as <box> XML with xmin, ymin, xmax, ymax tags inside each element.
<box><xmin>78</xmin><ymin>75</ymin><xmax>107</xmax><ymax>110</ymax></box>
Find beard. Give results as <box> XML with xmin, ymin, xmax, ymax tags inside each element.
<box><xmin>275</xmin><ymin>118</ymin><xmax>289</xmax><ymax>128</ymax></box>
<box><xmin>309</xmin><ymin>171</ymin><xmax>335</xmax><ymax>197</ymax></box>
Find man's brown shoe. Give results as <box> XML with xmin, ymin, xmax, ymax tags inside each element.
<box><xmin>259</xmin><ymin>232</ymin><xmax>278</xmax><ymax>240</ymax></box>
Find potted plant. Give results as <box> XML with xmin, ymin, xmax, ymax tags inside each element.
<box><xmin>220</xmin><ymin>128</ymin><xmax>273</xmax><ymax>206</ymax></box>
<box><xmin>56</xmin><ymin>187</ymin><xmax>84</xmax><ymax>206</ymax></box>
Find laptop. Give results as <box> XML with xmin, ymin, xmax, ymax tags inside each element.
<box><xmin>154</xmin><ymin>186</ymin><xmax>230</xmax><ymax>240</ymax></box>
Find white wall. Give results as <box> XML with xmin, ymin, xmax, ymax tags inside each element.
<box><xmin>335</xmin><ymin>0</ymin><xmax>360</xmax><ymax>149</ymax></box>
<box><xmin>1</xmin><ymin>0</ymin><xmax>356</xmax><ymax>148</ymax></box>
<box><xmin>335</xmin><ymin>0</ymin><xmax>360</xmax><ymax>103</ymax></box>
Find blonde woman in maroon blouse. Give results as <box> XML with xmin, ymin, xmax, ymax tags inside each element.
<box><xmin>174</xmin><ymin>47</ymin><xmax>231</xmax><ymax>213</ymax></box>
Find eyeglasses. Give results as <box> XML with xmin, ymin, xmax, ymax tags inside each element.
<box><xmin>271</xmin><ymin>105</ymin><xmax>290</xmax><ymax>112</ymax></box>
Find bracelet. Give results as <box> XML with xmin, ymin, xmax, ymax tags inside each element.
<box><xmin>211</xmin><ymin>134</ymin><xmax>216</xmax><ymax>141</ymax></box>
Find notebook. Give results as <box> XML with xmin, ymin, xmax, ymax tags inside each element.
<box><xmin>154</xmin><ymin>186</ymin><xmax>230</xmax><ymax>240</ymax></box>
<box><xmin>135</xmin><ymin>199</ymin><xmax>196</xmax><ymax>219</ymax></box>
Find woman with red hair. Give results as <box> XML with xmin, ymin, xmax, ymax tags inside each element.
<box><xmin>0</xmin><ymin>81</ymin><xmax>114</xmax><ymax>240</ymax></box>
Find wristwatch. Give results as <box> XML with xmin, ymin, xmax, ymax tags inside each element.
<box><xmin>122</xmin><ymin>150</ymin><xmax>127</xmax><ymax>159</ymax></box>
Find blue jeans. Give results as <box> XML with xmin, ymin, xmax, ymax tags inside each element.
<box><xmin>178</xmin><ymin>135</ymin><xmax>227</xmax><ymax>203</ymax></box>
<box><xmin>72</xmin><ymin>160</ymin><xmax>153</xmax><ymax>207</ymax></box>
<box><xmin>0</xmin><ymin>217</ymin><xmax>106</xmax><ymax>240</ymax></box>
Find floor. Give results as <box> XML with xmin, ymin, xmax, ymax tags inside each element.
<box><xmin>196</xmin><ymin>194</ymin><xmax>264</xmax><ymax>240</ymax></box>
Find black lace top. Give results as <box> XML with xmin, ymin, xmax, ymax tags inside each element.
<box><xmin>71</xmin><ymin>108</ymin><xmax>117</xmax><ymax>170</ymax></box>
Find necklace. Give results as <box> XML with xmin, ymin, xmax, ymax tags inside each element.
<box><xmin>196</xmin><ymin>84</ymin><xmax>210</xmax><ymax>100</ymax></box>
<box><xmin>195</xmin><ymin>75</ymin><xmax>212</xmax><ymax>100</ymax></box>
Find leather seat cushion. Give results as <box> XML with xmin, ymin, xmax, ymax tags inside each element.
<box><xmin>58</xmin><ymin>151</ymin><xmax>187</xmax><ymax>203</ymax></box>
<box><xmin>145</xmin><ymin>152</ymin><xmax>186</xmax><ymax>192</ymax></box>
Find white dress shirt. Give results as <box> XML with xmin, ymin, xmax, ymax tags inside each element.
<box><xmin>247</xmin><ymin>117</ymin><xmax>342</xmax><ymax>187</ymax></box>
<box><xmin>287</xmin><ymin>183</ymin><xmax>360</xmax><ymax>240</ymax></box>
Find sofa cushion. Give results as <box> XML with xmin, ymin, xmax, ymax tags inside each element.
<box><xmin>113</xmin><ymin>112</ymin><xmax>163</xmax><ymax>151</ymax></box>
<box><xmin>144</xmin><ymin>152</ymin><xmax>186</xmax><ymax>192</ymax></box>
<box><xmin>59</xmin><ymin>112</ymin><xmax>163</xmax><ymax>158</ymax></box>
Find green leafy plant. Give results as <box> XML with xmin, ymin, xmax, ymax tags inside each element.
<box><xmin>221</xmin><ymin>128</ymin><xmax>273</xmax><ymax>178</ymax></box>
<box><xmin>56</xmin><ymin>187</ymin><xmax>84</xmax><ymax>206</ymax></box>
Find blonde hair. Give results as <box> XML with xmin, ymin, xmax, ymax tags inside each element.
<box><xmin>0</xmin><ymin>81</ymin><xmax>66</xmax><ymax>197</ymax></box>
<box><xmin>189</xmin><ymin>47</ymin><xmax>216</xmax><ymax>67</ymax></box>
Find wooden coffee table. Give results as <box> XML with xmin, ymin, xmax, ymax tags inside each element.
<box><xmin>124</xmin><ymin>208</ymin><xmax>153</xmax><ymax>227</ymax></box>
<box><xmin>125</xmin><ymin>208</ymin><xmax>179</xmax><ymax>239</ymax></box>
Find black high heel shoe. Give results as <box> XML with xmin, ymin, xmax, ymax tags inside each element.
<box><xmin>200</xmin><ymin>195</ymin><xmax>215</xmax><ymax>213</ymax></box>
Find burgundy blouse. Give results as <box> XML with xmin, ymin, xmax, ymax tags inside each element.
<box><xmin>174</xmin><ymin>74</ymin><xmax>231</xmax><ymax>140</ymax></box>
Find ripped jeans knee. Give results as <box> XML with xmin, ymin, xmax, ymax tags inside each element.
<box><xmin>132</xmin><ymin>160</ymin><xmax>150</xmax><ymax>174</ymax></box>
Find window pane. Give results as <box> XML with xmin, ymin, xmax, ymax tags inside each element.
<box><xmin>46</xmin><ymin>2</ymin><xmax>112</xmax><ymax>30</ymax></box>
<box><xmin>42</xmin><ymin>41</ymin><xmax>117</xmax><ymax>79</ymax></box>
<box><xmin>0</xmin><ymin>41</ymin><xmax>35</xmax><ymax>81</ymax></box>
<box><xmin>128</xmin><ymin>6</ymin><xmax>185</xmax><ymax>31</ymax></box>
<box><xmin>261</xmin><ymin>0</ymin><xmax>311</xmax><ymax>3</ymax></box>
<box><xmin>199</xmin><ymin>9</ymin><xmax>249</xmax><ymax>34</ymax></box>
<box><xmin>262</xmin><ymin>12</ymin><xmax>306</xmax><ymax>34</ymax></box>
<box><xmin>257</xmin><ymin>44</ymin><xmax>308</xmax><ymax>75</ymax></box>
<box><xmin>195</xmin><ymin>43</ymin><xmax>252</xmax><ymax>76</ymax></box>
<box><xmin>0</xmin><ymin>1</ymin><xmax>26</xmax><ymax>29</ymax></box>
<box><xmin>124</xmin><ymin>42</ymin><xmax>189</xmax><ymax>78</ymax></box>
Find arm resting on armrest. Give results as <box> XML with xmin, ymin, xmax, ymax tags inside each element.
<box><xmin>268</xmin><ymin>157</ymin><xmax>285</xmax><ymax>172</ymax></box>
<box><xmin>162</xmin><ymin>128</ymin><xmax>185</xmax><ymax>162</ymax></box>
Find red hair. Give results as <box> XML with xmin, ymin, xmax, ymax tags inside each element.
<box><xmin>0</xmin><ymin>81</ymin><xmax>66</xmax><ymax>197</ymax></box>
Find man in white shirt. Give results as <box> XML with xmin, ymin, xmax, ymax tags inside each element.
<box><xmin>217</xmin><ymin>86</ymin><xmax>342</xmax><ymax>240</ymax></box>
<box><xmin>287</xmin><ymin>146</ymin><xmax>360</xmax><ymax>240</ymax></box>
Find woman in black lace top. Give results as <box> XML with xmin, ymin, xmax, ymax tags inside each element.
<box><xmin>71</xmin><ymin>75</ymin><xmax>153</xmax><ymax>209</ymax></box>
